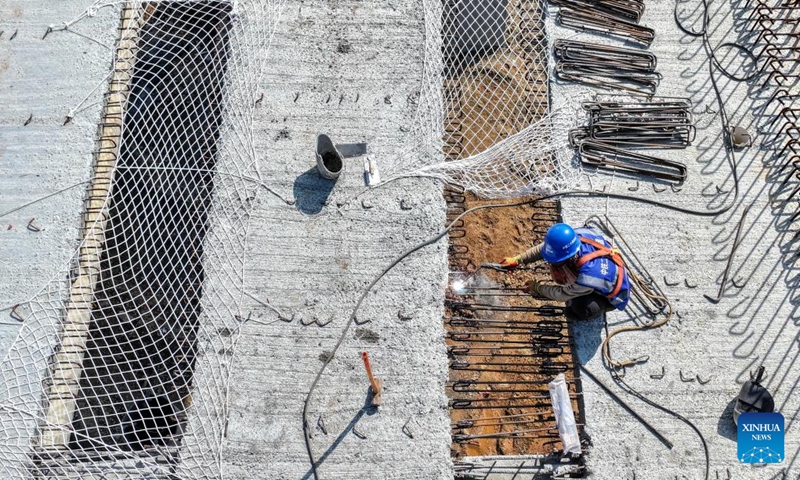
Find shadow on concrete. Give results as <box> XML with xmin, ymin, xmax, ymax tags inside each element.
<box><xmin>572</xmin><ymin>316</ymin><xmax>604</xmax><ymax>365</ymax></box>
<box><xmin>717</xmin><ymin>398</ymin><xmax>738</xmax><ymax>442</ymax></box>
<box><xmin>301</xmin><ymin>388</ymin><xmax>379</xmax><ymax>480</ymax></box>
<box><xmin>293</xmin><ymin>167</ymin><xmax>336</xmax><ymax>215</ymax></box>
<box><xmin>693</xmin><ymin>0</ymin><xmax>800</xmax><ymax>472</ymax></box>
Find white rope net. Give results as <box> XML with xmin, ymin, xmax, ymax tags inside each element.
<box><xmin>0</xmin><ymin>0</ymin><xmax>576</xmax><ymax>477</ymax></box>
<box><xmin>0</xmin><ymin>0</ymin><xmax>278</xmax><ymax>477</ymax></box>
<box><xmin>416</xmin><ymin>110</ymin><xmax>575</xmax><ymax>198</ymax></box>
<box><xmin>404</xmin><ymin>0</ymin><xmax>579</xmax><ymax>197</ymax></box>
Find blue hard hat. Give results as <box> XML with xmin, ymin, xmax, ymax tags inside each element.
<box><xmin>542</xmin><ymin>223</ymin><xmax>580</xmax><ymax>264</ymax></box>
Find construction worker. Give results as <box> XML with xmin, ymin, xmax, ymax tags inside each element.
<box><xmin>498</xmin><ymin>223</ymin><xmax>630</xmax><ymax>320</ymax></box>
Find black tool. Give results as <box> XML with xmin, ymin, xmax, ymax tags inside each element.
<box><xmin>733</xmin><ymin>366</ymin><xmax>775</xmax><ymax>425</ymax></box>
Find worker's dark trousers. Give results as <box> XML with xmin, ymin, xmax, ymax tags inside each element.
<box><xmin>565</xmin><ymin>293</ymin><xmax>615</xmax><ymax>320</ymax></box>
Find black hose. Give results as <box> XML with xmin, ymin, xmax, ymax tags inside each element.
<box><xmin>613</xmin><ymin>371</ymin><xmax>711</xmax><ymax>480</ymax></box>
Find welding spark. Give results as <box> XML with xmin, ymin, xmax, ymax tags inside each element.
<box><xmin>451</xmin><ymin>279</ymin><xmax>466</xmax><ymax>294</ymax></box>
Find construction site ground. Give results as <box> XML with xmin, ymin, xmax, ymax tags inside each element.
<box><xmin>0</xmin><ymin>0</ymin><xmax>453</xmax><ymax>477</ymax></box>
<box><xmin>549</xmin><ymin>1</ymin><xmax>800</xmax><ymax>479</ymax></box>
<box><xmin>0</xmin><ymin>0</ymin><xmax>798</xmax><ymax>479</ymax></box>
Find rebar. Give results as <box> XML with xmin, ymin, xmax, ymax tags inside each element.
<box><xmin>442</xmin><ymin>199</ymin><xmax>584</xmax><ymax>454</ymax></box>
<box><xmin>449</xmin><ymin>379</ymin><xmax>576</xmax><ymax>388</ymax></box>
<box><xmin>448</xmin><ymin>301</ymin><xmax>564</xmax><ymax>315</ymax></box>
<box><xmin>580</xmin><ymin>98</ymin><xmax>696</xmax><ymax>149</ymax></box>
<box><xmin>579</xmin><ymin>141</ymin><xmax>688</xmax><ymax>183</ymax></box>
<box><xmin>571</xmin><ymin>98</ymin><xmax>696</xmax><ymax>183</ymax></box>
<box><xmin>550</xmin><ymin>0</ymin><xmax>645</xmax><ymax>22</ymax></box>
<box><xmin>554</xmin><ymin>39</ymin><xmax>660</xmax><ymax>94</ymax></box>
<box><xmin>556</xmin><ymin>6</ymin><xmax>654</xmax><ymax>46</ymax></box>
<box><xmin>449</xmin><ymin>399</ymin><xmax>563</xmax><ymax>410</ymax></box>
<box><xmin>453</xmin><ymin>418</ymin><xmax>552</xmax><ymax>429</ymax></box>
<box><xmin>453</xmin><ymin>426</ymin><xmax>564</xmax><ymax>442</ymax></box>
<box><xmin>703</xmin><ymin>204</ymin><xmax>751</xmax><ymax>304</ymax></box>
<box><xmin>585</xmin><ymin>215</ymin><xmax>669</xmax><ymax>315</ymax></box>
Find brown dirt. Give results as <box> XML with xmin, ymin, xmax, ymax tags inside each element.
<box><xmin>445</xmin><ymin>195</ymin><xmax>583</xmax><ymax>457</ymax></box>
<box><xmin>441</xmin><ymin>0</ymin><xmax>583</xmax><ymax>459</ymax></box>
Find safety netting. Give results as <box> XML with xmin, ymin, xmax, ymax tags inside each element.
<box><xmin>0</xmin><ymin>0</ymin><xmax>576</xmax><ymax>477</ymax></box>
<box><xmin>407</xmin><ymin>0</ymin><xmax>579</xmax><ymax>197</ymax></box>
<box><xmin>0</xmin><ymin>0</ymin><xmax>275</xmax><ymax>477</ymax></box>
<box><xmin>415</xmin><ymin>110</ymin><xmax>575</xmax><ymax>198</ymax></box>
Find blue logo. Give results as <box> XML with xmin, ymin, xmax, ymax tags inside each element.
<box><xmin>738</xmin><ymin>412</ymin><xmax>784</xmax><ymax>463</ymax></box>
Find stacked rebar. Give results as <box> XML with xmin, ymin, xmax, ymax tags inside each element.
<box><xmin>571</xmin><ymin>98</ymin><xmax>695</xmax><ymax>183</ymax></box>
<box><xmin>554</xmin><ymin>39</ymin><xmax>660</xmax><ymax>94</ymax></box>
<box><xmin>551</xmin><ymin>0</ymin><xmax>653</xmax><ymax>46</ymax></box>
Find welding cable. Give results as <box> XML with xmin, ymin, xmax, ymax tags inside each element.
<box><xmin>608</xmin><ymin>357</ymin><xmax>710</xmax><ymax>480</ymax></box>
<box><xmin>600</xmin><ymin>266</ymin><xmax>673</xmax><ymax>370</ymax></box>
<box><xmin>673</xmin><ymin>0</ymin><xmax>759</xmax><ymax>131</ymax></box>
<box><xmin>674</xmin><ymin>0</ymin><xmax>758</xmax><ymax>79</ymax></box>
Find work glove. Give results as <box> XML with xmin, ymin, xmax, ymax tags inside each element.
<box><xmin>499</xmin><ymin>255</ymin><xmax>521</xmax><ymax>270</ymax></box>
<box><xmin>526</xmin><ymin>279</ymin><xmax>542</xmax><ymax>296</ymax></box>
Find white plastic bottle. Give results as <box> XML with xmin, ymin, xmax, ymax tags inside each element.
<box><xmin>548</xmin><ymin>373</ymin><xmax>581</xmax><ymax>455</ymax></box>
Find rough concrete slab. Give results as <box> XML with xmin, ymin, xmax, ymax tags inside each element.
<box><xmin>15</xmin><ymin>0</ymin><xmax>797</xmax><ymax>478</ymax></box>
<box><xmin>219</xmin><ymin>0</ymin><xmax>453</xmax><ymax>478</ymax></box>
<box><xmin>0</xmin><ymin>1</ymin><xmax>117</xmax><ymax>365</ymax></box>
<box><xmin>547</xmin><ymin>1</ymin><xmax>799</xmax><ymax>478</ymax></box>
<box><xmin>1</xmin><ymin>0</ymin><xmax>452</xmax><ymax>477</ymax></box>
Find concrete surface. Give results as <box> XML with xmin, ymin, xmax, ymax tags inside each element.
<box><xmin>0</xmin><ymin>0</ymin><xmax>120</xmax><ymax>473</ymax></box>
<box><xmin>0</xmin><ymin>1</ymin><xmax>118</xmax><ymax>372</ymax></box>
<box><xmin>1</xmin><ymin>0</ymin><xmax>453</xmax><ymax>477</ymax></box>
<box><xmin>547</xmin><ymin>0</ymin><xmax>800</xmax><ymax>478</ymax></box>
<box><xmin>4</xmin><ymin>0</ymin><xmax>799</xmax><ymax>479</ymax></box>
<box><xmin>219</xmin><ymin>0</ymin><xmax>453</xmax><ymax>478</ymax></box>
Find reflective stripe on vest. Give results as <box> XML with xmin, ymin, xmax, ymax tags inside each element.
<box><xmin>572</xmin><ymin>228</ymin><xmax>630</xmax><ymax>310</ymax></box>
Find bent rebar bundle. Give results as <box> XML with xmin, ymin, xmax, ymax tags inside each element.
<box><xmin>578</xmin><ymin>141</ymin><xmax>688</xmax><ymax>182</ymax></box>
<box><xmin>580</xmin><ymin>98</ymin><xmax>696</xmax><ymax>147</ymax></box>
<box><xmin>554</xmin><ymin>39</ymin><xmax>660</xmax><ymax>95</ymax></box>
<box><xmin>552</xmin><ymin>0</ymin><xmax>654</xmax><ymax>46</ymax></box>
<box><xmin>571</xmin><ymin>98</ymin><xmax>695</xmax><ymax>183</ymax></box>
<box><xmin>550</xmin><ymin>0</ymin><xmax>645</xmax><ymax>22</ymax></box>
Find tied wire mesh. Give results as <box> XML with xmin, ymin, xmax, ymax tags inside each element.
<box><xmin>0</xmin><ymin>0</ymin><xmax>281</xmax><ymax>477</ymax></box>
<box><xmin>0</xmin><ymin>0</ymin><xmax>577</xmax><ymax>477</ymax></box>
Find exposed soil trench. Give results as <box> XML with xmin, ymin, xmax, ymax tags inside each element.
<box><xmin>442</xmin><ymin>0</ymin><xmax>583</xmax><ymax>458</ymax></box>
